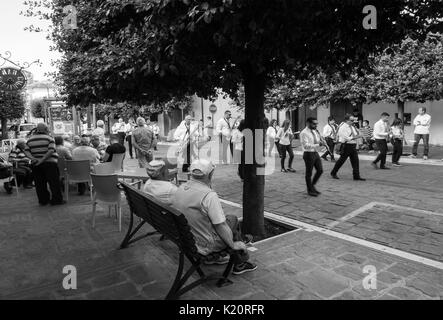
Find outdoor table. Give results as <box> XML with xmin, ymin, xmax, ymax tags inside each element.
<box><xmin>117</xmin><ymin>167</ymin><xmax>180</xmax><ymax>187</ymax></box>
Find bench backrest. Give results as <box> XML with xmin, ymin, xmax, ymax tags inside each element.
<box><xmin>120</xmin><ymin>182</ymin><xmax>198</xmax><ymax>258</ymax></box>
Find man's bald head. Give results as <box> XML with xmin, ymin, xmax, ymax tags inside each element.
<box><xmin>36</xmin><ymin>123</ymin><xmax>49</xmax><ymax>134</ymax></box>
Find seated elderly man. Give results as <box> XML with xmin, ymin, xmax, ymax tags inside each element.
<box><xmin>55</xmin><ymin>136</ymin><xmax>72</xmax><ymax>160</ymax></box>
<box><xmin>72</xmin><ymin>137</ymin><xmax>100</xmax><ymax>195</ymax></box>
<box><xmin>72</xmin><ymin>137</ymin><xmax>100</xmax><ymax>166</ymax></box>
<box><xmin>90</xmin><ymin>135</ymin><xmax>108</xmax><ymax>160</ymax></box>
<box><xmin>171</xmin><ymin>159</ymin><xmax>256</xmax><ymax>274</ymax></box>
<box><xmin>8</xmin><ymin>139</ymin><xmax>34</xmax><ymax>189</ymax></box>
<box><xmin>143</xmin><ymin>160</ymin><xmax>177</xmax><ymax>205</ymax></box>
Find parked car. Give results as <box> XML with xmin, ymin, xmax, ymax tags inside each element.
<box><xmin>9</xmin><ymin>123</ymin><xmax>37</xmax><ymax>139</ymax></box>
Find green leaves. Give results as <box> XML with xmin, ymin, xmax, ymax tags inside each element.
<box><xmin>0</xmin><ymin>90</ymin><xmax>26</xmax><ymax>121</ymax></box>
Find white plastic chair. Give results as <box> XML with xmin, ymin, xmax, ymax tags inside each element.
<box><xmin>65</xmin><ymin>160</ymin><xmax>93</xmax><ymax>202</ymax></box>
<box><xmin>93</xmin><ymin>163</ymin><xmax>115</xmax><ymax>175</ymax></box>
<box><xmin>91</xmin><ymin>173</ymin><xmax>122</xmax><ymax>231</ymax></box>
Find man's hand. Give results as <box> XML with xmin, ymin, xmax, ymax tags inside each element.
<box><xmin>232</xmin><ymin>241</ymin><xmax>247</xmax><ymax>251</ymax></box>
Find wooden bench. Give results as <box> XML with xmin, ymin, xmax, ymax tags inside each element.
<box><xmin>119</xmin><ymin>181</ymin><xmax>238</xmax><ymax>300</ymax></box>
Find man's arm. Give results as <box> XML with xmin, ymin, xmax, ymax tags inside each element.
<box><xmin>204</xmin><ymin>192</ymin><xmax>246</xmax><ymax>251</ymax></box>
<box><xmin>413</xmin><ymin>115</ymin><xmax>420</xmax><ymax>126</ymax></box>
<box><xmin>35</xmin><ymin>150</ymin><xmax>55</xmax><ymax>165</ymax></box>
<box><xmin>213</xmin><ymin>222</ymin><xmax>236</xmax><ymax>249</ymax></box>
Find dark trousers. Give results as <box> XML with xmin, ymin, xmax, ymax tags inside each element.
<box><xmin>303</xmin><ymin>152</ymin><xmax>323</xmax><ymax>192</ymax></box>
<box><xmin>412</xmin><ymin>134</ymin><xmax>429</xmax><ymax>156</ymax></box>
<box><xmin>226</xmin><ymin>215</ymin><xmax>249</xmax><ymax>266</ymax></box>
<box><xmin>13</xmin><ymin>166</ymin><xmax>33</xmax><ymax>187</ymax></box>
<box><xmin>126</xmin><ymin>135</ymin><xmax>133</xmax><ymax>158</ymax></box>
<box><xmin>392</xmin><ymin>139</ymin><xmax>403</xmax><ymax>164</ymax></box>
<box><xmin>279</xmin><ymin>144</ymin><xmax>294</xmax><ymax>169</ymax></box>
<box><xmin>331</xmin><ymin>144</ymin><xmax>361</xmax><ymax>179</ymax></box>
<box><xmin>322</xmin><ymin>137</ymin><xmax>336</xmax><ymax>160</ymax></box>
<box><xmin>365</xmin><ymin>138</ymin><xmax>376</xmax><ymax>150</ymax></box>
<box><xmin>374</xmin><ymin>139</ymin><xmax>388</xmax><ymax>167</ymax></box>
<box><xmin>219</xmin><ymin>135</ymin><xmax>233</xmax><ymax>164</ymax></box>
<box><xmin>117</xmin><ymin>132</ymin><xmax>126</xmax><ymax>146</ymax></box>
<box><xmin>32</xmin><ymin>162</ymin><xmax>63</xmax><ymax>205</ymax></box>
<box><xmin>182</xmin><ymin>143</ymin><xmax>192</xmax><ymax>172</ymax></box>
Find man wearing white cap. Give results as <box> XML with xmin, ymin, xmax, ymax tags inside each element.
<box><xmin>171</xmin><ymin>159</ymin><xmax>256</xmax><ymax>274</ymax></box>
<box><xmin>143</xmin><ymin>159</ymin><xmax>177</xmax><ymax>205</ymax></box>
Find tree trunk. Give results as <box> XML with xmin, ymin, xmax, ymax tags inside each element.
<box><xmin>397</xmin><ymin>100</ymin><xmax>405</xmax><ymax>128</ymax></box>
<box><xmin>1</xmin><ymin>118</ymin><xmax>7</xmax><ymax>140</ymax></box>
<box><xmin>241</xmin><ymin>68</ymin><xmax>266</xmax><ymax>238</ymax></box>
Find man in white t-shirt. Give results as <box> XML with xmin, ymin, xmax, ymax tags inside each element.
<box><xmin>411</xmin><ymin>107</ymin><xmax>431</xmax><ymax>160</ymax></box>
<box><xmin>171</xmin><ymin>159</ymin><xmax>256</xmax><ymax>273</ymax></box>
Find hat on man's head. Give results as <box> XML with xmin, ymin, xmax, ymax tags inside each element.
<box><xmin>190</xmin><ymin>159</ymin><xmax>215</xmax><ymax>178</ymax></box>
<box><xmin>146</xmin><ymin>160</ymin><xmax>166</xmax><ymax>179</ymax></box>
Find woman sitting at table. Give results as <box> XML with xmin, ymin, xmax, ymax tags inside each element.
<box><xmin>143</xmin><ymin>159</ymin><xmax>177</xmax><ymax>205</ymax></box>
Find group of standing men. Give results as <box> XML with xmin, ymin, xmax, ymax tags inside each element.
<box><xmin>299</xmin><ymin>107</ymin><xmax>434</xmax><ymax>197</ymax></box>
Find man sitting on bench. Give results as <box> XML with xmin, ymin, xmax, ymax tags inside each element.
<box><xmin>143</xmin><ymin>159</ymin><xmax>178</xmax><ymax>205</ymax></box>
<box><xmin>171</xmin><ymin>159</ymin><xmax>257</xmax><ymax>274</ymax></box>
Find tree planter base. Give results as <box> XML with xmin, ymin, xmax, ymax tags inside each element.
<box><xmin>240</xmin><ymin>217</ymin><xmax>297</xmax><ymax>242</ymax></box>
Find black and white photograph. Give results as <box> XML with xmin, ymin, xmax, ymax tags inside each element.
<box><xmin>0</xmin><ymin>0</ymin><xmax>442</xmax><ymax>307</ymax></box>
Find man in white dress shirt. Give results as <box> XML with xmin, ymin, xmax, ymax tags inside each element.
<box><xmin>411</xmin><ymin>107</ymin><xmax>431</xmax><ymax>160</ymax></box>
<box><xmin>300</xmin><ymin>117</ymin><xmax>325</xmax><ymax>197</ymax></box>
<box><xmin>372</xmin><ymin>112</ymin><xmax>391</xmax><ymax>170</ymax></box>
<box><xmin>215</xmin><ymin>110</ymin><xmax>233</xmax><ymax>164</ymax></box>
<box><xmin>331</xmin><ymin>115</ymin><xmax>366</xmax><ymax>181</ymax></box>
<box><xmin>174</xmin><ymin>115</ymin><xmax>200</xmax><ymax>172</ymax></box>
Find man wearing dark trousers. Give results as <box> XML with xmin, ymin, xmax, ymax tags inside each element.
<box><xmin>24</xmin><ymin>123</ymin><xmax>64</xmax><ymax>205</ymax></box>
<box><xmin>372</xmin><ymin>112</ymin><xmax>391</xmax><ymax>170</ymax></box>
<box><xmin>331</xmin><ymin>115</ymin><xmax>366</xmax><ymax>181</ymax></box>
<box><xmin>300</xmin><ymin>118</ymin><xmax>324</xmax><ymax>197</ymax></box>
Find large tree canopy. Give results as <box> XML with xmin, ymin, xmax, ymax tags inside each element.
<box><xmin>263</xmin><ymin>33</ymin><xmax>443</xmax><ymax>111</ymax></box>
<box><xmin>27</xmin><ymin>0</ymin><xmax>441</xmax><ymax>236</ymax></box>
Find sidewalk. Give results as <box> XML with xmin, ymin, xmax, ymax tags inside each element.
<box><xmin>0</xmin><ymin>181</ymin><xmax>442</xmax><ymax>300</ymax></box>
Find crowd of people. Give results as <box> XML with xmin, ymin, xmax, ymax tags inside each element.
<box><xmin>0</xmin><ymin>106</ymin><xmax>439</xmax><ymax>278</ymax></box>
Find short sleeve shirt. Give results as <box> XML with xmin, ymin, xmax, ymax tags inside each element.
<box><xmin>201</xmin><ymin>192</ymin><xmax>226</xmax><ymax>225</ymax></box>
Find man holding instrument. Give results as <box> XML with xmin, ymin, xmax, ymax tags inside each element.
<box><xmin>330</xmin><ymin>114</ymin><xmax>366</xmax><ymax>181</ymax></box>
<box><xmin>300</xmin><ymin>118</ymin><xmax>325</xmax><ymax>197</ymax></box>
<box><xmin>174</xmin><ymin>115</ymin><xmax>200</xmax><ymax>172</ymax></box>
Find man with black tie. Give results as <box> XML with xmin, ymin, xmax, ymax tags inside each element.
<box><xmin>300</xmin><ymin>118</ymin><xmax>324</xmax><ymax>197</ymax></box>
<box><xmin>330</xmin><ymin>114</ymin><xmax>366</xmax><ymax>181</ymax></box>
<box><xmin>216</xmin><ymin>110</ymin><xmax>233</xmax><ymax>164</ymax></box>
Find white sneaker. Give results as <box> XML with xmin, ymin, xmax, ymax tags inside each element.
<box><xmin>423</xmin><ymin>156</ymin><xmax>428</xmax><ymax>160</ymax></box>
<box><xmin>409</xmin><ymin>155</ymin><xmax>417</xmax><ymax>158</ymax></box>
